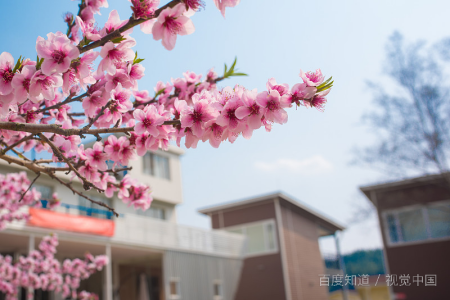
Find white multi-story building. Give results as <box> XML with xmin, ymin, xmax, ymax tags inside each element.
<box><xmin>0</xmin><ymin>146</ymin><xmax>245</xmax><ymax>300</ymax></box>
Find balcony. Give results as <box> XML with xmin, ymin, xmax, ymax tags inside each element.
<box><xmin>7</xmin><ymin>204</ymin><xmax>245</xmax><ymax>259</ymax></box>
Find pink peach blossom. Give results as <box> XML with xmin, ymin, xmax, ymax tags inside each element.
<box><xmin>133</xmin><ymin>106</ymin><xmax>165</xmax><ymax>136</ymax></box>
<box><xmin>36</xmin><ymin>32</ymin><xmax>80</xmax><ymax>76</ymax></box>
<box><xmin>152</xmin><ymin>4</ymin><xmax>195</xmax><ymax>50</ymax></box>
<box><xmin>0</xmin><ymin>52</ymin><xmax>15</xmax><ymax>96</ymax></box>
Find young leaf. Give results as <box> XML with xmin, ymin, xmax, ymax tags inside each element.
<box><xmin>111</xmin><ymin>36</ymin><xmax>126</xmax><ymax>44</ymax></box>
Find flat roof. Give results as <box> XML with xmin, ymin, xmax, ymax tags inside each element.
<box><xmin>198</xmin><ymin>192</ymin><xmax>345</xmax><ymax>232</ymax></box>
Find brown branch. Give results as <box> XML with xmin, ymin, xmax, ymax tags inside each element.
<box><xmin>67</xmin><ymin>112</ymin><xmax>87</xmax><ymax>116</ymax></box>
<box><xmin>1</xmin><ymin>135</ymin><xmax>34</xmax><ymax>155</ymax></box>
<box><xmin>0</xmin><ymin>141</ymin><xmax>31</xmax><ymax>162</ymax></box>
<box><xmin>132</xmin><ymin>76</ymin><xmax>225</xmax><ymax>108</ymax></box>
<box><xmin>67</xmin><ymin>1</ymin><xmax>86</xmax><ymax>37</ymax></box>
<box><xmin>0</xmin><ymin>153</ymin><xmax>116</xmax><ymax>215</ymax></box>
<box><xmin>49</xmin><ymin>173</ymin><xmax>118</xmax><ymax>217</ymax></box>
<box><xmin>79</xmin><ymin>0</ymin><xmax>182</xmax><ymax>54</ymax></box>
<box><xmin>0</xmin><ymin>120</ymin><xmax>181</xmax><ymax>136</ymax></box>
<box><xmin>35</xmin><ymin>92</ymin><xmax>89</xmax><ymax>114</ymax></box>
<box><xmin>37</xmin><ymin>133</ymin><xmax>98</xmax><ymax>191</ymax></box>
<box><xmin>81</xmin><ymin>100</ymin><xmax>112</xmax><ymax>134</ymax></box>
<box><xmin>100</xmin><ymin>167</ymin><xmax>133</xmax><ymax>174</ymax></box>
<box><xmin>0</xmin><ymin>153</ymin><xmax>51</xmax><ymax>173</ymax></box>
<box><xmin>34</xmin><ymin>159</ymin><xmax>54</xmax><ymax>164</ymax></box>
<box><xmin>18</xmin><ymin>172</ymin><xmax>40</xmax><ymax>202</ymax></box>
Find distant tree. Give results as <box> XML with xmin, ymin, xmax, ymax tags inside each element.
<box><xmin>356</xmin><ymin>32</ymin><xmax>450</xmax><ymax>179</ymax></box>
<box><xmin>324</xmin><ymin>249</ymin><xmax>385</xmax><ymax>292</ymax></box>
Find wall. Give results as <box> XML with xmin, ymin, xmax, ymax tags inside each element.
<box><xmin>210</xmin><ymin>200</ymin><xmax>287</xmax><ymax>300</ymax></box>
<box><xmin>127</xmin><ymin>146</ymin><xmax>184</xmax><ymax>205</ymax></box>
<box><xmin>0</xmin><ymin>147</ymin><xmax>181</xmax><ymax>223</ymax></box>
<box><xmin>163</xmin><ymin>250</ymin><xmax>243</xmax><ymax>300</ymax></box>
<box><xmin>280</xmin><ymin>201</ymin><xmax>329</xmax><ymax>300</ymax></box>
<box><xmin>375</xmin><ymin>181</ymin><xmax>450</xmax><ymax>300</ymax></box>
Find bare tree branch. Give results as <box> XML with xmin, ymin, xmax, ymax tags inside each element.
<box><xmin>18</xmin><ymin>172</ymin><xmax>41</xmax><ymax>202</ymax></box>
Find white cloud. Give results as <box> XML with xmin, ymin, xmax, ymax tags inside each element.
<box><xmin>254</xmin><ymin>155</ymin><xmax>333</xmax><ymax>175</ymax></box>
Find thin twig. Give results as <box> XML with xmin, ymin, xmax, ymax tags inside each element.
<box><xmin>81</xmin><ymin>100</ymin><xmax>112</xmax><ymax>133</ymax></box>
<box><xmin>18</xmin><ymin>173</ymin><xmax>41</xmax><ymax>202</ymax></box>
<box><xmin>1</xmin><ymin>135</ymin><xmax>34</xmax><ymax>155</ymax></box>
<box><xmin>78</xmin><ymin>0</ymin><xmax>182</xmax><ymax>54</ymax></box>
<box><xmin>49</xmin><ymin>173</ymin><xmax>118</xmax><ymax>217</ymax></box>
<box><xmin>34</xmin><ymin>92</ymin><xmax>89</xmax><ymax>114</ymax></box>
<box><xmin>38</xmin><ymin>133</ymin><xmax>99</xmax><ymax>191</ymax></box>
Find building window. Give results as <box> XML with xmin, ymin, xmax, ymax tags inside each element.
<box><xmin>78</xmin><ymin>196</ymin><xmax>114</xmax><ymax>219</ymax></box>
<box><xmin>384</xmin><ymin>202</ymin><xmax>450</xmax><ymax>245</ymax></box>
<box><xmin>213</xmin><ymin>281</ymin><xmax>223</xmax><ymax>300</ymax></box>
<box><xmin>428</xmin><ymin>203</ymin><xmax>450</xmax><ymax>238</ymax></box>
<box><xmin>34</xmin><ymin>184</ymin><xmax>53</xmax><ymax>200</ymax></box>
<box><xmin>169</xmin><ymin>278</ymin><xmax>180</xmax><ymax>299</ymax></box>
<box><xmin>34</xmin><ymin>184</ymin><xmax>53</xmax><ymax>208</ymax></box>
<box><xmin>225</xmin><ymin>219</ymin><xmax>278</xmax><ymax>256</ymax></box>
<box><xmin>137</xmin><ymin>206</ymin><xmax>166</xmax><ymax>220</ymax></box>
<box><xmin>143</xmin><ymin>153</ymin><xmax>170</xmax><ymax>180</ymax></box>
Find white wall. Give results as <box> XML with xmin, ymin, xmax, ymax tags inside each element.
<box><xmin>0</xmin><ymin>143</ymin><xmax>184</xmax><ymax>224</ymax></box>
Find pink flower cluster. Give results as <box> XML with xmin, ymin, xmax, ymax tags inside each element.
<box><xmin>0</xmin><ymin>172</ymin><xmax>59</xmax><ymax>230</ymax></box>
<box><xmin>0</xmin><ymin>0</ymin><xmax>331</xmax><ymax>221</ymax></box>
<box><xmin>0</xmin><ymin>234</ymin><xmax>107</xmax><ymax>300</ymax></box>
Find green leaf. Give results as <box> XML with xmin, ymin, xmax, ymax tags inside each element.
<box><xmin>229</xmin><ymin>57</ymin><xmax>237</xmax><ymax>73</ymax></box>
<box><xmin>111</xmin><ymin>36</ymin><xmax>126</xmax><ymax>44</ymax></box>
<box><xmin>222</xmin><ymin>57</ymin><xmax>248</xmax><ymax>79</ymax></box>
<box><xmin>133</xmin><ymin>58</ymin><xmax>145</xmax><ymax>65</ymax></box>
<box><xmin>36</xmin><ymin>56</ymin><xmax>45</xmax><ymax>70</ymax></box>
<box><xmin>316</xmin><ymin>76</ymin><xmax>334</xmax><ymax>93</ymax></box>
<box><xmin>154</xmin><ymin>88</ymin><xmax>166</xmax><ymax>98</ymax></box>
<box><xmin>12</xmin><ymin>55</ymin><xmax>23</xmax><ymax>73</ymax></box>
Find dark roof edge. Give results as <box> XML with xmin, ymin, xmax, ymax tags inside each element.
<box><xmin>359</xmin><ymin>172</ymin><xmax>446</xmax><ymax>193</ymax></box>
<box><xmin>198</xmin><ymin>191</ymin><xmax>345</xmax><ymax>231</ymax></box>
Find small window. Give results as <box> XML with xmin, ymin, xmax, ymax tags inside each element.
<box><xmin>386</xmin><ymin>213</ymin><xmax>399</xmax><ymax>243</ymax></box>
<box><xmin>137</xmin><ymin>207</ymin><xmax>166</xmax><ymax>220</ymax></box>
<box><xmin>427</xmin><ymin>204</ymin><xmax>450</xmax><ymax>239</ymax></box>
<box><xmin>143</xmin><ymin>153</ymin><xmax>170</xmax><ymax>180</ymax></box>
<box><xmin>213</xmin><ymin>281</ymin><xmax>223</xmax><ymax>300</ymax></box>
<box><xmin>169</xmin><ymin>278</ymin><xmax>179</xmax><ymax>299</ymax></box>
<box><xmin>34</xmin><ymin>184</ymin><xmax>53</xmax><ymax>201</ymax></box>
<box><xmin>78</xmin><ymin>196</ymin><xmax>113</xmax><ymax>219</ymax></box>
<box><xmin>225</xmin><ymin>220</ymin><xmax>278</xmax><ymax>256</ymax></box>
<box><xmin>385</xmin><ymin>202</ymin><xmax>450</xmax><ymax>245</ymax></box>
<box><xmin>398</xmin><ymin>209</ymin><xmax>428</xmax><ymax>242</ymax></box>
<box><xmin>246</xmin><ymin>224</ymin><xmax>266</xmax><ymax>254</ymax></box>
<box><xmin>265</xmin><ymin>223</ymin><xmax>276</xmax><ymax>250</ymax></box>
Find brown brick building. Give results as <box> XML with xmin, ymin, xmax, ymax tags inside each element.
<box><xmin>199</xmin><ymin>192</ymin><xmax>345</xmax><ymax>300</ymax></box>
<box><xmin>360</xmin><ymin>174</ymin><xmax>450</xmax><ymax>300</ymax></box>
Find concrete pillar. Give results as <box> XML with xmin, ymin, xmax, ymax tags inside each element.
<box><xmin>28</xmin><ymin>235</ymin><xmax>35</xmax><ymax>300</ymax></box>
<box><xmin>113</xmin><ymin>262</ymin><xmax>121</xmax><ymax>300</ymax></box>
<box><xmin>334</xmin><ymin>232</ymin><xmax>349</xmax><ymax>300</ymax></box>
<box><xmin>104</xmin><ymin>244</ymin><xmax>113</xmax><ymax>300</ymax></box>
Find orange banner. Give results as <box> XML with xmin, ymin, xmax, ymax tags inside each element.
<box><xmin>28</xmin><ymin>208</ymin><xmax>115</xmax><ymax>237</ymax></box>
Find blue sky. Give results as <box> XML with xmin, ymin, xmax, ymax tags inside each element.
<box><xmin>1</xmin><ymin>0</ymin><xmax>449</xmax><ymax>254</ymax></box>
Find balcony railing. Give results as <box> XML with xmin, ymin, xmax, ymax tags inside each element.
<box><xmin>11</xmin><ymin>204</ymin><xmax>245</xmax><ymax>258</ymax></box>
<box><xmin>57</xmin><ymin>202</ymin><xmax>115</xmax><ymax>219</ymax></box>
<box><xmin>113</xmin><ymin>214</ymin><xmax>245</xmax><ymax>258</ymax></box>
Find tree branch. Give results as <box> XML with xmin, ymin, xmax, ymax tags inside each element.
<box><xmin>78</xmin><ymin>0</ymin><xmax>182</xmax><ymax>54</ymax></box>
<box><xmin>18</xmin><ymin>172</ymin><xmax>40</xmax><ymax>202</ymax></box>
<box><xmin>1</xmin><ymin>135</ymin><xmax>34</xmax><ymax>155</ymax></box>
<box><xmin>49</xmin><ymin>173</ymin><xmax>119</xmax><ymax>217</ymax></box>
<box><xmin>37</xmin><ymin>133</ymin><xmax>98</xmax><ymax>191</ymax></box>
<box><xmin>0</xmin><ymin>120</ymin><xmax>181</xmax><ymax>136</ymax></box>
